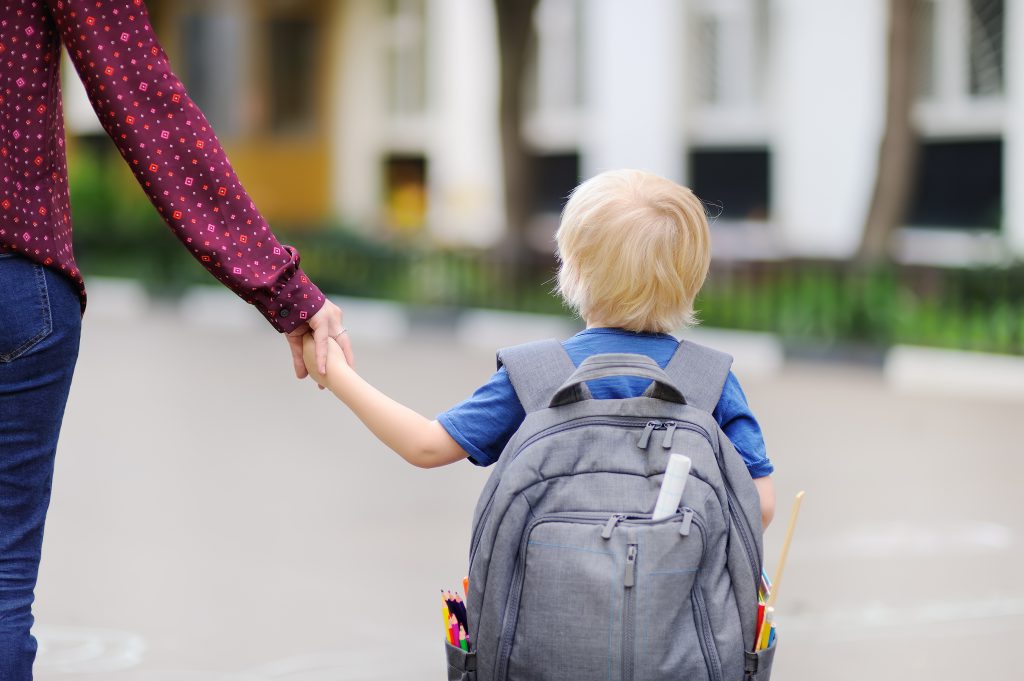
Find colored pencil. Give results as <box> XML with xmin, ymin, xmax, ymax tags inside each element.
<box><xmin>463</xmin><ymin>576</ymin><xmax>470</xmax><ymax>601</ymax></box>
<box><xmin>441</xmin><ymin>596</ymin><xmax>452</xmax><ymax>644</ymax></box>
<box><xmin>449</xmin><ymin>614</ymin><xmax>460</xmax><ymax>648</ymax></box>
<box><xmin>459</xmin><ymin>625</ymin><xmax>469</xmax><ymax>651</ymax></box>
<box><xmin>445</xmin><ymin>594</ymin><xmax>468</xmax><ymax>631</ymax></box>
<box><xmin>756</xmin><ymin>606</ymin><xmax>774</xmax><ymax>650</ymax></box>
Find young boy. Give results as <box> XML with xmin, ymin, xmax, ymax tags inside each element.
<box><xmin>303</xmin><ymin>169</ymin><xmax>775</xmax><ymax>527</ymax></box>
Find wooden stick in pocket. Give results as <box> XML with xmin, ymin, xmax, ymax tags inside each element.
<box><xmin>756</xmin><ymin>490</ymin><xmax>805</xmax><ymax>648</ymax></box>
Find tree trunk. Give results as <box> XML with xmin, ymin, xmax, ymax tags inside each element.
<box><xmin>859</xmin><ymin>0</ymin><xmax>920</xmax><ymax>264</ymax></box>
<box><xmin>494</xmin><ymin>0</ymin><xmax>540</xmax><ymax>265</ymax></box>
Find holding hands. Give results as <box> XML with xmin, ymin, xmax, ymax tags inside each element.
<box><xmin>286</xmin><ymin>299</ymin><xmax>355</xmax><ymax>380</ymax></box>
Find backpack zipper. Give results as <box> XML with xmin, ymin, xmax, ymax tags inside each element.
<box><xmin>693</xmin><ymin>581</ymin><xmax>724</xmax><ymax>681</ymax></box>
<box><xmin>685</xmin><ymin>512</ymin><xmax>724</xmax><ymax>681</ymax></box>
<box><xmin>470</xmin><ymin>417</ymin><xmax>672</xmax><ymax>572</ymax></box>
<box><xmin>473</xmin><ymin>416</ymin><xmax>709</xmax><ymax>563</ymax></box>
<box><xmin>622</xmin><ymin>542</ymin><xmax>638</xmax><ymax>681</ymax></box>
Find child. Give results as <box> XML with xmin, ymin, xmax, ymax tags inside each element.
<box><xmin>303</xmin><ymin>169</ymin><xmax>775</xmax><ymax>527</ymax></box>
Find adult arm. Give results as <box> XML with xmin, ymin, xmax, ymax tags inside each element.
<box><xmin>45</xmin><ymin>0</ymin><xmax>324</xmax><ymax>334</ymax></box>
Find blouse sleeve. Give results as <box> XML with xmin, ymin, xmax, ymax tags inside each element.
<box><xmin>46</xmin><ymin>0</ymin><xmax>325</xmax><ymax>332</ymax></box>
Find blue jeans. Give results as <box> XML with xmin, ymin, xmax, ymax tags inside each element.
<box><xmin>0</xmin><ymin>253</ymin><xmax>81</xmax><ymax>680</ymax></box>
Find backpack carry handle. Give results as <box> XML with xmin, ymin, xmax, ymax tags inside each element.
<box><xmin>549</xmin><ymin>353</ymin><xmax>687</xmax><ymax>407</ymax></box>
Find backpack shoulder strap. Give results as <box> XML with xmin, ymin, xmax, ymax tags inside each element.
<box><xmin>496</xmin><ymin>339</ymin><xmax>577</xmax><ymax>414</ymax></box>
<box><xmin>663</xmin><ymin>340</ymin><xmax>734</xmax><ymax>413</ymax></box>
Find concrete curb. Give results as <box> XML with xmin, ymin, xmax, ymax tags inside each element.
<box><xmin>884</xmin><ymin>345</ymin><xmax>1024</xmax><ymax>401</ymax></box>
<box><xmin>84</xmin><ymin>279</ymin><xmax>787</xmax><ymax>376</ymax></box>
<box><xmin>85</xmin><ymin>279</ymin><xmax>1024</xmax><ymax>400</ymax></box>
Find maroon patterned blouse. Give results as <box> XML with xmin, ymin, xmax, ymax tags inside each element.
<box><xmin>0</xmin><ymin>0</ymin><xmax>325</xmax><ymax>332</ymax></box>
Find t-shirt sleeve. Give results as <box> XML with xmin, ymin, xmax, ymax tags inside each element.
<box><xmin>437</xmin><ymin>367</ymin><xmax>526</xmax><ymax>467</ymax></box>
<box><xmin>713</xmin><ymin>372</ymin><xmax>774</xmax><ymax>478</ymax></box>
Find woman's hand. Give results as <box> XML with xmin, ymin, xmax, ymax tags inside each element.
<box><xmin>286</xmin><ymin>299</ymin><xmax>354</xmax><ymax>381</ymax></box>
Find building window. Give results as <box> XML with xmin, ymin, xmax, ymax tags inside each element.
<box><xmin>383</xmin><ymin>155</ymin><xmax>428</xmax><ymax>232</ymax></box>
<box><xmin>178</xmin><ymin>7</ymin><xmax>242</xmax><ymax>138</ymax></box>
<box><xmin>906</xmin><ymin>139</ymin><xmax>1002</xmax><ymax>230</ymax></box>
<box><xmin>525</xmin><ymin>0</ymin><xmax>584</xmax><ymax>114</ymax></box>
<box><xmin>384</xmin><ymin>0</ymin><xmax>428</xmax><ymax>116</ymax></box>
<box><xmin>917</xmin><ymin>0</ymin><xmax>1005</xmax><ymax>103</ymax></box>
<box><xmin>689</xmin><ymin>148</ymin><xmax>771</xmax><ymax>222</ymax></box>
<box><xmin>266</xmin><ymin>16</ymin><xmax>319</xmax><ymax>135</ymax></box>
<box><xmin>968</xmin><ymin>0</ymin><xmax>1004</xmax><ymax>97</ymax></box>
<box><xmin>689</xmin><ymin>0</ymin><xmax>769</xmax><ymax>110</ymax></box>
<box><xmin>531</xmin><ymin>153</ymin><xmax>580</xmax><ymax>215</ymax></box>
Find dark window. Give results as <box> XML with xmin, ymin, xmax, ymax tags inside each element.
<box><xmin>531</xmin><ymin>153</ymin><xmax>580</xmax><ymax>214</ymax></box>
<box><xmin>268</xmin><ymin>18</ymin><xmax>319</xmax><ymax>134</ymax></box>
<box><xmin>906</xmin><ymin>139</ymin><xmax>1002</xmax><ymax>230</ymax></box>
<box><xmin>689</xmin><ymin>148</ymin><xmax>771</xmax><ymax>221</ymax></box>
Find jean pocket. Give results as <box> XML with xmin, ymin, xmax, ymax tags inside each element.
<box><xmin>445</xmin><ymin>640</ymin><xmax>476</xmax><ymax>681</ymax></box>
<box><xmin>0</xmin><ymin>256</ymin><xmax>52</xmax><ymax>362</ymax></box>
<box><xmin>744</xmin><ymin>636</ymin><xmax>777</xmax><ymax>680</ymax></box>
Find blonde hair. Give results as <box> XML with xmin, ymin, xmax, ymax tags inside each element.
<box><xmin>555</xmin><ymin>169</ymin><xmax>711</xmax><ymax>333</ymax></box>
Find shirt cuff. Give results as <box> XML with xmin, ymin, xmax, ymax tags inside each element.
<box><xmin>746</xmin><ymin>458</ymin><xmax>775</xmax><ymax>479</ymax></box>
<box><xmin>437</xmin><ymin>413</ymin><xmax>494</xmax><ymax>467</ymax></box>
<box><xmin>254</xmin><ymin>264</ymin><xmax>326</xmax><ymax>333</ymax></box>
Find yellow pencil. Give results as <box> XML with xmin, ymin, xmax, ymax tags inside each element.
<box><xmin>441</xmin><ymin>596</ymin><xmax>452</xmax><ymax>644</ymax></box>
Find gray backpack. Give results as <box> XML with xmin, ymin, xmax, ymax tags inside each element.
<box><xmin>445</xmin><ymin>339</ymin><xmax>776</xmax><ymax>681</ymax></box>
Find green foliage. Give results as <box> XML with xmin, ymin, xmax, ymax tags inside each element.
<box><xmin>697</xmin><ymin>262</ymin><xmax>1022</xmax><ymax>355</ymax></box>
<box><xmin>65</xmin><ymin>145</ymin><xmax>1022</xmax><ymax>354</ymax></box>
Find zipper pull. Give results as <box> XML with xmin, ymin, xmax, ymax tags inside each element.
<box><xmin>637</xmin><ymin>421</ymin><xmax>661</xmax><ymax>449</ymax></box>
<box><xmin>624</xmin><ymin>544</ymin><xmax>637</xmax><ymax>587</ymax></box>
<box><xmin>662</xmin><ymin>422</ymin><xmax>678</xmax><ymax>449</ymax></box>
<box><xmin>679</xmin><ymin>508</ymin><xmax>694</xmax><ymax>536</ymax></box>
<box><xmin>602</xmin><ymin>514</ymin><xmax>627</xmax><ymax>540</ymax></box>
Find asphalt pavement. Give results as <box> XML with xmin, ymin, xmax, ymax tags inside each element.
<box><xmin>32</xmin><ymin>297</ymin><xmax>1024</xmax><ymax>680</ymax></box>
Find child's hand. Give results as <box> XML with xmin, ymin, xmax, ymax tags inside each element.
<box><xmin>302</xmin><ymin>333</ymin><xmax>349</xmax><ymax>387</ymax></box>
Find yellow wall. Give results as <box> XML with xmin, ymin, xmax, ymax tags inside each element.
<box><xmin>222</xmin><ymin>140</ymin><xmax>331</xmax><ymax>227</ymax></box>
<box><xmin>148</xmin><ymin>0</ymin><xmax>335</xmax><ymax>226</ymax></box>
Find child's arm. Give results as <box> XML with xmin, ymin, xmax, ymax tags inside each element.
<box><xmin>753</xmin><ymin>476</ymin><xmax>775</xmax><ymax>529</ymax></box>
<box><xmin>302</xmin><ymin>335</ymin><xmax>468</xmax><ymax>469</ymax></box>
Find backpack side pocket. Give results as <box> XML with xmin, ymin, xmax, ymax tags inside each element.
<box><xmin>446</xmin><ymin>640</ymin><xmax>477</xmax><ymax>681</ymax></box>
<box><xmin>744</xmin><ymin>636</ymin><xmax>777</xmax><ymax>680</ymax></box>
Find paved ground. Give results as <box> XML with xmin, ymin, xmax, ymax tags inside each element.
<box><xmin>32</xmin><ymin>301</ymin><xmax>1024</xmax><ymax>680</ymax></box>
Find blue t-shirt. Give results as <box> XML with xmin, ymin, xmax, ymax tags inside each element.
<box><xmin>437</xmin><ymin>327</ymin><xmax>774</xmax><ymax>478</ymax></box>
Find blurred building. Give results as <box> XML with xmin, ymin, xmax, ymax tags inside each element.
<box><xmin>63</xmin><ymin>0</ymin><xmax>1023</xmax><ymax>263</ymax></box>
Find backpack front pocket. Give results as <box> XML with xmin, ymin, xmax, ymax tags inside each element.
<box><xmin>498</xmin><ymin>512</ymin><xmax>708</xmax><ymax>681</ymax></box>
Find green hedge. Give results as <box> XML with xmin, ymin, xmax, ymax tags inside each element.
<box><xmin>68</xmin><ymin>147</ymin><xmax>1022</xmax><ymax>354</ymax></box>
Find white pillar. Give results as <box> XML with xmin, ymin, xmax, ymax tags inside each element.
<box><xmin>581</xmin><ymin>0</ymin><xmax>685</xmax><ymax>182</ymax></box>
<box><xmin>329</xmin><ymin>0</ymin><xmax>386</xmax><ymax>233</ymax></box>
<box><xmin>773</xmin><ymin>0</ymin><xmax>887</xmax><ymax>258</ymax></box>
<box><xmin>1005</xmin><ymin>0</ymin><xmax>1024</xmax><ymax>256</ymax></box>
<box><xmin>427</xmin><ymin>0</ymin><xmax>504</xmax><ymax>246</ymax></box>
